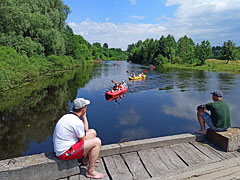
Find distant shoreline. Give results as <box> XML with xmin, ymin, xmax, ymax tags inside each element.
<box><xmin>161</xmin><ymin>59</ymin><xmax>240</xmax><ymax>74</ymax></box>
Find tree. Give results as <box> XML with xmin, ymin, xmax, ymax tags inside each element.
<box><xmin>93</xmin><ymin>42</ymin><xmax>101</xmax><ymax>48</ymax></box>
<box><xmin>103</xmin><ymin>43</ymin><xmax>108</xmax><ymax>49</ymax></box>
<box><xmin>0</xmin><ymin>0</ymin><xmax>70</xmax><ymax>56</ymax></box>
<box><xmin>195</xmin><ymin>40</ymin><xmax>212</xmax><ymax>65</ymax></box>
<box><xmin>176</xmin><ymin>36</ymin><xmax>195</xmax><ymax>64</ymax></box>
<box><xmin>212</xmin><ymin>46</ymin><xmax>222</xmax><ymax>59</ymax></box>
<box><xmin>220</xmin><ymin>40</ymin><xmax>237</xmax><ymax>64</ymax></box>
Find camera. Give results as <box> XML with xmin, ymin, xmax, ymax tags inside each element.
<box><xmin>197</xmin><ymin>105</ymin><xmax>205</xmax><ymax>110</ymax></box>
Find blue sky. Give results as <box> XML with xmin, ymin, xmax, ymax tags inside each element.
<box><xmin>63</xmin><ymin>0</ymin><xmax>240</xmax><ymax>50</ymax></box>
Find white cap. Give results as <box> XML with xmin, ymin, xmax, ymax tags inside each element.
<box><xmin>73</xmin><ymin>98</ymin><xmax>90</xmax><ymax>109</ymax></box>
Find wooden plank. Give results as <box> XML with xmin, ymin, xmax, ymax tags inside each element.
<box><xmin>79</xmin><ymin>166</ymin><xmax>88</xmax><ymax>180</ymax></box>
<box><xmin>170</xmin><ymin>144</ymin><xmax>201</xmax><ymax>166</ymax></box>
<box><xmin>79</xmin><ymin>158</ymin><xmax>109</xmax><ymax>180</ymax></box>
<box><xmin>192</xmin><ymin>165</ymin><xmax>240</xmax><ymax>180</ymax></box>
<box><xmin>149</xmin><ymin>156</ymin><xmax>240</xmax><ymax>180</ymax></box>
<box><xmin>122</xmin><ymin>152</ymin><xmax>150</xmax><ymax>179</ymax></box>
<box><xmin>183</xmin><ymin>143</ymin><xmax>213</xmax><ymax>163</ymax></box>
<box><xmin>95</xmin><ymin>158</ymin><xmax>110</xmax><ymax>180</ymax></box>
<box><xmin>204</xmin><ymin>141</ymin><xmax>236</xmax><ymax>159</ymax></box>
<box><xmin>230</xmin><ymin>150</ymin><xmax>240</xmax><ymax>157</ymax></box>
<box><xmin>69</xmin><ymin>174</ymin><xmax>80</xmax><ymax>180</ymax></box>
<box><xmin>138</xmin><ymin>149</ymin><xmax>168</xmax><ymax>177</ymax></box>
<box><xmin>217</xmin><ymin>171</ymin><xmax>240</xmax><ymax>180</ymax></box>
<box><xmin>155</xmin><ymin>146</ymin><xmax>187</xmax><ymax>170</ymax></box>
<box><xmin>190</xmin><ymin>141</ymin><xmax>222</xmax><ymax>162</ymax></box>
<box><xmin>103</xmin><ymin>155</ymin><xmax>132</xmax><ymax>180</ymax></box>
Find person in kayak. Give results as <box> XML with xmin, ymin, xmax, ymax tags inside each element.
<box><xmin>53</xmin><ymin>98</ymin><xmax>106</xmax><ymax>179</ymax></box>
<box><xmin>118</xmin><ymin>82</ymin><xmax>123</xmax><ymax>90</ymax></box>
<box><xmin>122</xmin><ymin>80</ymin><xmax>127</xmax><ymax>89</ymax></box>
<box><xmin>138</xmin><ymin>72</ymin><xmax>144</xmax><ymax>77</ymax></box>
<box><xmin>196</xmin><ymin>90</ymin><xmax>231</xmax><ymax>135</ymax></box>
<box><xmin>131</xmin><ymin>73</ymin><xmax>136</xmax><ymax>78</ymax></box>
<box><xmin>112</xmin><ymin>83</ymin><xmax>119</xmax><ymax>92</ymax></box>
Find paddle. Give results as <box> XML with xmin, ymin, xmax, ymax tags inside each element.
<box><xmin>126</xmin><ymin>70</ymin><xmax>129</xmax><ymax>73</ymax></box>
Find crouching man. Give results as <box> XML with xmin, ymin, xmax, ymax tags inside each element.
<box><xmin>196</xmin><ymin>90</ymin><xmax>231</xmax><ymax>135</ymax></box>
<box><xmin>53</xmin><ymin>98</ymin><xmax>106</xmax><ymax>179</ymax></box>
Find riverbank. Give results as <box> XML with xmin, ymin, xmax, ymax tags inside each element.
<box><xmin>0</xmin><ymin>45</ymin><xmax>95</xmax><ymax>92</ymax></box>
<box><xmin>162</xmin><ymin>59</ymin><xmax>240</xmax><ymax>74</ymax></box>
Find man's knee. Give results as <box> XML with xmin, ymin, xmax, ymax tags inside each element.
<box><xmin>88</xmin><ymin>129</ymin><xmax>97</xmax><ymax>137</ymax></box>
<box><xmin>94</xmin><ymin>137</ymin><xmax>101</xmax><ymax>146</ymax></box>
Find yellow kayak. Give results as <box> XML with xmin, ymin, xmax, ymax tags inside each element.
<box><xmin>129</xmin><ymin>74</ymin><xmax>146</xmax><ymax>80</ymax></box>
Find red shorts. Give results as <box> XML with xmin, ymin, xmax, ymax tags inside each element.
<box><xmin>57</xmin><ymin>140</ymin><xmax>84</xmax><ymax>160</ymax></box>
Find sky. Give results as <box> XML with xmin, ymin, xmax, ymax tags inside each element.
<box><xmin>63</xmin><ymin>0</ymin><xmax>240</xmax><ymax>50</ymax></box>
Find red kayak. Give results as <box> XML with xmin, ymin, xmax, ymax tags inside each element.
<box><xmin>105</xmin><ymin>87</ymin><xmax>128</xmax><ymax>96</ymax></box>
<box><xmin>150</xmin><ymin>65</ymin><xmax>155</xmax><ymax>69</ymax></box>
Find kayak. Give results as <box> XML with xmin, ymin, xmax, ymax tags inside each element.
<box><xmin>105</xmin><ymin>87</ymin><xmax>128</xmax><ymax>96</ymax></box>
<box><xmin>129</xmin><ymin>75</ymin><xmax>146</xmax><ymax>80</ymax></box>
<box><xmin>105</xmin><ymin>94</ymin><xmax>119</xmax><ymax>102</ymax></box>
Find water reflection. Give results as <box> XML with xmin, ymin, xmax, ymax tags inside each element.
<box><xmin>0</xmin><ymin>64</ymin><xmax>97</xmax><ymax>160</ymax></box>
<box><xmin>117</xmin><ymin>106</ymin><xmax>141</xmax><ymax>126</ymax></box>
<box><xmin>121</xmin><ymin>127</ymin><xmax>150</xmax><ymax>142</ymax></box>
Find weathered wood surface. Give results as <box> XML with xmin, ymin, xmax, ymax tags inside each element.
<box><xmin>62</xmin><ymin>141</ymin><xmax>240</xmax><ymax>180</ymax></box>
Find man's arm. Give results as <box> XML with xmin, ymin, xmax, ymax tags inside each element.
<box><xmin>81</xmin><ymin>109</ymin><xmax>89</xmax><ymax>132</ymax></box>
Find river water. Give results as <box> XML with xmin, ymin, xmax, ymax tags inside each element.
<box><xmin>0</xmin><ymin>61</ymin><xmax>239</xmax><ymax>160</ymax></box>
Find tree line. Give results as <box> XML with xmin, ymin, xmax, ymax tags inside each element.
<box><xmin>0</xmin><ymin>0</ymin><xmax>127</xmax><ymax>91</ymax></box>
<box><xmin>127</xmin><ymin>35</ymin><xmax>240</xmax><ymax>66</ymax></box>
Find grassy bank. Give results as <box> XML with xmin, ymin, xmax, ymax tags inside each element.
<box><xmin>162</xmin><ymin>59</ymin><xmax>240</xmax><ymax>73</ymax></box>
<box><xmin>0</xmin><ymin>46</ymin><xmax>92</xmax><ymax>92</ymax></box>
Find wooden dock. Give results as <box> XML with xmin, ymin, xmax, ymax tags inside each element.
<box><xmin>2</xmin><ymin>133</ymin><xmax>240</xmax><ymax>180</ymax></box>
<box><xmin>66</xmin><ymin>134</ymin><xmax>240</xmax><ymax>180</ymax></box>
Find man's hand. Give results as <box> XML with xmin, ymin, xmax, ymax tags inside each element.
<box><xmin>79</xmin><ymin>136</ymin><xmax>86</xmax><ymax>141</ymax></box>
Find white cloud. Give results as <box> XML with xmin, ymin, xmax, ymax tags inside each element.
<box><xmin>68</xmin><ymin>19</ymin><xmax>167</xmax><ymax>50</ymax></box>
<box><xmin>68</xmin><ymin>0</ymin><xmax>240</xmax><ymax>50</ymax></box>
<box><xmin>130</xmin><ymin>0</ymin><xmax>136</xmax><ymax>5</ymax></box>
<box><xmin>164</xmin><ymin>0</ymin><xmax>240</xmax><ymax>45</ymax></box>
<box><xmin>131</xmin><ymin>15</ymin><xmax>145</xmax><ymax>20</ymax></box>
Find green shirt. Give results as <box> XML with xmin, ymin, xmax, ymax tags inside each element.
<box><xmin>206</xmin><ymin>100</ymin><xmax>231</xmax><ymax>128</ymax></box>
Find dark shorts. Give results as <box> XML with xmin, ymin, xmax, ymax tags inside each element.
<box><xmin>57</xmin><ymin>140</ymin><xmax>84</xmax><ymax>160</ymax></box>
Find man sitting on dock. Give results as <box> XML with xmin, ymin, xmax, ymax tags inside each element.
<box><xmin>53</xmin><ymin>98</ymin><xmax>106</xmax><ymax>179</ymax></box>
<box><xmin>196</xmin><ymin>90</ymin><xmax>231</xmax><ymax>135</ymax></box>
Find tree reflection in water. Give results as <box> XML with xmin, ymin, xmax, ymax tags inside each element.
<box><xmin>0</xmin><ymin>64</ymin><xmax>97</xmax><ymax>160</ymax></box>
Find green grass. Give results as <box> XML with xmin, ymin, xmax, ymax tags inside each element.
<box><xmin>163</xmin><ymin>59</ymin><xmax>240</xmax><ymax>73</ymax></box>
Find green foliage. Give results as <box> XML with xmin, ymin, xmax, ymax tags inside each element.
<box><xmin>195</xmin><ymin>40</ymin><xmax>212</xmax><ymax>65</ymax></box>
<box><xmin>176</xmin><ymin>35</ymin><xmax>195</xmax><ymax>64</ymax></box>
<box><xmin>0</xmin><ymin>46</ymin><xmax>80</xmax><ymax>91</ymax></box>
<box><xmin>220</xmin><ymin>40</ymin><xmax>237</xmax><ymax>64</ymax></box>
<box><xmin>103</xmin><ymin>43</ymin><xmax>108</xmax><ymax>48</ymax></box>
<box><xmin>212</xmin><ymin>46</ymin><xmax>222</xmax><ymax>59</ymax></box>
<box><xmin>0</xmin><ymin>0</ymin><xmax>70</xmax><ymax>56</ymax></box>
<box><xmin>127</xmin><ymin>34</ymin><xmax>240</xmax><ymax>69</ymax></box>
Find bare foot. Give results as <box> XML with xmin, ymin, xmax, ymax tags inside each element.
<box><xmin>195</xmin><ymin>130</ymin><xmax>206</xmax><ymax>135</ymax></box>
<box><xmin>86</xmin><ymin>170</ymin><xmax>106</xmax><ymax>179</ymax></box>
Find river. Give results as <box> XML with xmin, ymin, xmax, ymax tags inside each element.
<box><xmin>0</xmin><ymin>61</ymin><xmax>239</xmax><ymax>160</ymax></box>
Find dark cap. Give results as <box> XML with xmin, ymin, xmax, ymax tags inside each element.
<box><xmin>211</xmin><ymin>90</ymin><xmax>223</xmax><ymax>97</ymax></box>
